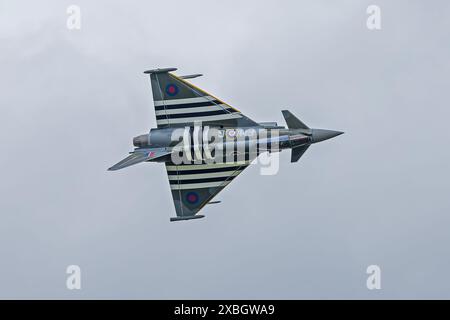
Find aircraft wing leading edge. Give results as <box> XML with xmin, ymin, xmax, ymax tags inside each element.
<box><xmin>165</xmin><ymin>161</ymin><xmax>251</xmax><ymax>221</ymax></box>
<box><xmin>146</xmin><ymin>68</ymin><xmax>258</xmax><ymax>128</ymax></box>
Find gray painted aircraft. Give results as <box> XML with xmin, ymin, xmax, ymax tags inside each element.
<box><xmin>108</xmin><ymin>68</ymin><xmax>343</xmax><ymax>221</ymax></box>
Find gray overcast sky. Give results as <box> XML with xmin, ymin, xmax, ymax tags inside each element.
<box><xmin>1</xmin><ymin>0</ymin><xmax>450</xmax><ymax>299</ymax></box>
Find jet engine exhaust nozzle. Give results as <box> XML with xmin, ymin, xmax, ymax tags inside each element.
<box><xmin>133</xmin><ymin>134</ymin><xmax>150</xmax><ymax>148</ymax></box>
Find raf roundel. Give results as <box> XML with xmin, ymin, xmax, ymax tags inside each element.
<box><xmin>185</xmin><ymin>192</ymin><xmax>199</xmax><ymax>204</ymax></box>
<box><xmin>165</xmin><ymin>83</ymin><xmax>179</xmax><ymax>96</ymax></box>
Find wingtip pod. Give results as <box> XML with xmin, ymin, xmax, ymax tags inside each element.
<box><xmin>143</xmin><ymin>67</ymin><xmax>177</xmax><ymax>74</ymax></box>
<box><xmin>170</xmin><ymin>215</ymin><xmax>205</xmax><ymax>222</ymax></box>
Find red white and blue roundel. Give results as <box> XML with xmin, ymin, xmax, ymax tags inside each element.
<box><xmin>165</xmin><ymin>83</ymin><xmax>179</xmax><ymax>96</ymax></box>
<box><xmin>185</xmin><ymin>192</ymin><xmax>199</xmax><ymax>204</ymax></box>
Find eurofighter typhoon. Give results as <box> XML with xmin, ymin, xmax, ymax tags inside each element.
<box><xmin>108</xmin><ymin>68</ymin><xmax>343</xmax><ymax>221</ymax></box>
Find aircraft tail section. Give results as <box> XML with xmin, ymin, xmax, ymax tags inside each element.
<box><xmin>108</xmin><ymin>148</ymin><xmax>170</xmax><ymax>171</ymax></box>
<box><xmin>108</xmin><ymin>153</ymin><xmax>148</xmax><ymax>171</ymax></box>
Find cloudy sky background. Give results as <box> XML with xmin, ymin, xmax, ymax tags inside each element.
<box><xmin>0</xmin><ymin>0</ymin><xmax>449</xmax><ymax>298</ymax></box>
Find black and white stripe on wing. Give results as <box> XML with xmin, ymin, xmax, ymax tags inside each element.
<box><xmin>154</xmin><ymin>96</ymin><xmax>242</xmax><ymax>126</ymax></box>
<box><xmin>166</xmin><ymin>162</ymin><xmax>249</xmax><ymax>190</ymax></box>
<box><xmin>156</xmin><ymin>110</ymin><xmax>237</xmax><ymax>120</ymax></box>
<box><xmin>155</xmin><ymin>104</ymin><xmax>232</xmax><ymax>115</ymax></box>
<box><xmin>155</xmin><ymin>99</ymin><xmax>224</xmax><ymax>111</ymax></box>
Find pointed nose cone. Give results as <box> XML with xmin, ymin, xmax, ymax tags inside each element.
<box><xmin>311</xmin><ymin>129</ymin><xmax>344</xmax><ymax>143</ymax></box>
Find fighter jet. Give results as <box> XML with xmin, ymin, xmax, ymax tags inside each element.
<box><xmin>109</xmin><ymin>68</ymin><xmax>343</xmax><ymax>221</ymax></box>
